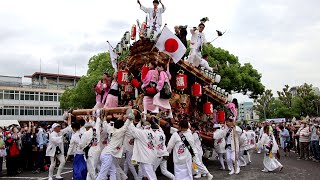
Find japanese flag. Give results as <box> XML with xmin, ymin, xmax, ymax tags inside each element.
<box><xmin>155</xmin><ymin>27</ymin><xmax>187</xmax><ymax>63</ymax></box>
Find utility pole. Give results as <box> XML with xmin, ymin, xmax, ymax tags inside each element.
<box><xmin>263</xmin><ymin>101</ymin><xmax>267</xmax><ymax>120</ymax></box>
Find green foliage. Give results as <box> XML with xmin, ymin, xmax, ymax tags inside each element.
<box><xmin>60</xmin><ymin>52</ymin><xmax>114</xmax><ymax>109</ymax></box>
<box><xmin>254</xmin><ymin>84</ymin><xmax>320</xmax><ymax>120</ymax></box>
<box><xmin>187</xmin><ymin>43</ymin><xmax>265</xmax><ymax>98</ymax></box>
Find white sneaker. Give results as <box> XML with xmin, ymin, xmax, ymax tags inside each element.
<box><xmin>48</xmin><ymin>178</ymin><xmax>53</xmax><ymax>180</ymax></box>
<box><xmin>228</xmin><ymin>170</ymin><xmax>234</xmax><ymax>175</ymax></box>
<box><xmin>207</xmin><ymin>173</ymin><xmax>213</xmax><ymax>180</ymax></box>
<box><xmin>261</xmin><ymin>169</ymin><xmax>268</xmax><ymax>172</ymax></box>
<box><xmin>56</xmin><ymin>176</ymin><xmax>63</xmax><ymax>180</ymax></box>
<box><xmin>235</xmin><ymin>167</ymin><xmax>240</xmax><ymax>174</ymax></box>
<box><xmin>194</xmin><ymin>174</ymin><xmax>202</xmax><ymax>179</ymax></box>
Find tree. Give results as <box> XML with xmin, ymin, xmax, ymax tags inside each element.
<box><xmin>60</xmin><ymin>52</ymin><xmax>114</xmax><ymax>109</ymax></box>
<box><xmin>294</xmin><ymin>83</ymin><xmax>319</xmax><ymax>117</ymax></box>
<box><xmin>193</xmin><ymin>44</ymin><xmax>265</xmax><ymax>98</ymax></box>
<box><xmin>254</xmin><ymin>89</ymin><xmax>274</xmax><ymax>119</ymax></box>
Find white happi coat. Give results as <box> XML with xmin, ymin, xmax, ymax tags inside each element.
<box><xmin>246</xmin><ymin>130</ymin><xmax>256</xmax><ymax>150</ymax></box>
<box><xmin>190</xmin><ymin>29</ymin><xmax>207</xmax><ymax>53</ymax></box>
<box><xmin>193</xmin><ymin>131</ymin><xmax>203</xmax><ymax>156</ymax></box>
<box><xmin>214</xmin><ymin>126</ymin><xmax>241</xmax><ymax>153</ymax></box>
<box><xmin>101</xmin><ymin>120</ymin><xmax>130</xmax><ymax>158</ymax></box>
<box><xmin>239</xmin><ymin>132</ymin><xmax>249</xmax><ymax>151</ymax></box>
<box><xmin>213</xmin><ymin>129</ymin><xmax>226</xmax><ymax>154</ymax></box>
<box><xmin>46</xmin><ymin>126</ymin><xmax>72</xmax><ymax>157</ymax></box>
<box><xmin>129</xmin><ymin>123</ymin><xmax>157</xmax><ymax>165</ymax></box>
<box><xmin>154</xmin><ymin>127</ymin><xmax>169</xmax><ymax>157</ymax></box>
<box><xmin>88</xmin><ymin>118</ymin><xmax>102</xmax><ymax>157</ymax></box>
<box><xmin>258</xmin><ymin>133</ymin><xmax>279</xmax><ymax>154</ymax></box>
<box><xmin>140</xmin><ymin>5</ymin><xmax>166</xmax><ymax>32</ymax></box>
<box><xmin>199</xmin><ymin>59</ymin><xmax>213</xmax><ymax>71</ymax></box>
<box><xmin>67</xmin><ymin>131</ymin><xmax>83</xmax><ymax>156</ymax></box>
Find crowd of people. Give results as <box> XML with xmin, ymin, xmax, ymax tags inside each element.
<box><xmin>1</xmin><ymin>107</ymin><xmax>319</xmax><ymax>180</ymax></box>
<box><xmin>257</xmin><ymin>119</ymin><xmax>320</xmax><ymax>162</ymax></box>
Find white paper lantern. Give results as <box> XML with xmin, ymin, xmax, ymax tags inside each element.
<box><xmin>212</xmin><ymin>85</ymin><xmax>217</xmax><ymax>90</ymax></box>
<box><xmin>215</xmin><ymin>74</ymin><xmax>221</xmax><ymax>83</ymax></box>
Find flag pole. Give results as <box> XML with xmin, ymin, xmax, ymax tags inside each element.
<box><xmin>107</xmin><ymin>41</ymin><xmax>119</xmax><ymax>72</ymax></box>
<box><xmin>150</xmin><ymin>23</ymin><xmax>167</xmax><ymax>52</ymax></box>
<box><xmin>209</xmin><ymin>30</ymin><xmax>227</xmax><ymax>43</ymax></box>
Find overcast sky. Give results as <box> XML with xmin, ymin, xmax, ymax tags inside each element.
<box><xmin>0</xmin><ymin>0</ymin><xmax>319</xmax><ymax>101</ymax></box>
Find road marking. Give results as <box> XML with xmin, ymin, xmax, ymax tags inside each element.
<box><xmin>40</xmin><ymin>170</ymin><xmax>73</xmax><ymax>180</ymax></box>
<box><xmin>0</xmin><ymin>170</ymin><xmax>73</xmax><ymax>180</ymax></box>
<box><xmin>0</xmin><ymin>177</ymin><xmax>41</xmax><ymax>179</ymax></box>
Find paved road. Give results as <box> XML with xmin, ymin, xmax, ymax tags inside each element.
<box><xmin>1</xmin><ymin>150</ymin><xmax>319</xmax><ymax>180</ymax></box>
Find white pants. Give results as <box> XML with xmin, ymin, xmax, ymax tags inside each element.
<box><xmin>87</xmin><ymin>151</ymin><xmax>100</xmax><ymax>180</ymax></box>
<box><xmin>193</xmin><ymin>154</ymin><xmax>209</xmax><ymax>175</ymax></box>
<box><xmin>138</xmin><ymin>163</ymin><xmax>157</xmax><ymax>180</ymax></box>
<box><xmin>226</xmin><ymin>148</ymin><xmax>240</xmax><ymax>173</ymax></box>
<box><xmin>218</xmin><ymin>153</ymin><xmax>225</xmax><ymax>169</ymax></box>
<box><xmin>115</xmin><ymin>158</ymin><xmax>127</xmax><ymax>180</ymax></box>
<box><xmin>154</xmin><ymin>157</ymin><xmax>175</xmax><ymax>179</ymax></box>
<box><xmin>174</xmin><ymin>158</ymin><xmax>192</xmax><ymax>180</ymax></box>
<box><xmin>96</xmin><ymin>154</ymin><xmax>116</xmax><ymax>180</ymax></box>
<box><xmin>48</xmin><ymin>154</ymin><xmax>65</xmax><ymax>178</ymax></box>
<box><xmin>124</xmin><ymin>151</ymin><xmax>139</xmax><ymax>180</ymax></box>
<box><xmin>246</xmin><ymin>149</ymin><xmax>252</xmax><ymax>163</ymax></box>
<box><xmin>239</xmin><ymin>150</ymin><xmax>247</xmax><ymax>167</ymax></box>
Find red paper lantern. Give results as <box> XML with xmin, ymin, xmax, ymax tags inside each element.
<box><xmin>124</xmin><ymin>84</ymin><xmax>134</xmax><ymax>94</ymax></box>
<box><xmin>176</xmin><ymin>70</ymin><xmax>187</xmax><ymax>91</ymax></box>
<box><xmin>117</xmin><ymin>70</ymin><xmax>129</xmax><ymax>85</ymax></box>
<box><xmin>203</xmin><ymin>102</ymin><xmax>214</xmax><ymax>114</ymax></box>
<box><xmin>218</xmin><ymin>111</ymin><xmax>225</xmax><ymax>123</ymax></box>
<box><xmin>140</xmin><ymin>22</ymin><xmax>146</xmax><ymax>37</ymax></box>
<box><xmin>131</xmin><ymin>24</ymin><xmax>136</xmax><ymax>40</ymax></box>
<box><xmin>131</xmin><ymin>78</ymin><xmax>140</xmax><ymax>88</ymax></box>
<box><xmin>141</xmin><ymin>65</ymin><xmax>149</xmax><ymax>81</ymax></box>
<box><xmin>192</xmin><ymin>83</ymin><xmax>202</xmax><ymax>98</ymax></box>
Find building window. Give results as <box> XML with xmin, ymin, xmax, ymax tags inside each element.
<box><xmin>20</xmin><ymin>106</ymin><xmax>25</xmax><ymax>115</ymax></box>
<box><xmin>35</xmin><ymin>92</ymin><xmax>39</xmax><ymax>101</ymax></box>
<box><xmin>35</xmin><ymin>107</ymin><xmax>39</xmax><ymax>115</ymax></box>
<box><xmin>40</xmin><ymin>93</ymin><xmax>44</xmax><ymax>101</ymax></box>
<box><xmin>3</xmin><ymin>90</ymin><xmax>15</xmax><ymax>100</ymax></box>
<box><xmin>0</xmin><ymin>90</ymin><xmax>3</xmax><ymax>99</ymax></box>
<box><xmin>4</xmin><ymin>106</ymin><xmax>14</xmax><ymax>115</ymax></box>
<box><xmin>20</xmin><ymin>91</ymin><xmax>25</xmax><ymax>100</ymax></box>
<box><xmin>25</xmin><ymin>106</ymin><xmax>34</xmax><ymax>116</ymax></box>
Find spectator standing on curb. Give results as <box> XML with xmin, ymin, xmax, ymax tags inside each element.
<box><xmin>297</xmin><ymin>120</ymin><xmax>311</xmax><ymax>160</ymax></box>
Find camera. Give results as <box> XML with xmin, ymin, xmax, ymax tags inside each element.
<box><xmin>179</xmin><ymin>25</ymin><xmax>188</xmax><ymax>29</ymax></box>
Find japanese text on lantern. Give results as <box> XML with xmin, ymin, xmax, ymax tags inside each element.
<box><xmin>125</xmin><ymin>85</ymin><xmax>133</xmax><ymax>92</ymax></box>
<box><xmin>176</xmin><ymin>77</ymin><xmax>185</xmax><ymax>87</ymax></box>
<box><xmin>122</xmin><ymin>72</ymin><xmax>129</xmax><ymax>82</ymax></box>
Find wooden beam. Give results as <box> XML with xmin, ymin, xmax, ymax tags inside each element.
<box><xmin>72</xmin><ymin>107</ymin><xmax>129</xmax><ymax>116</ymax></box>
<box><xmin>177</xmin><ymin>60</ymin><xmax>215</xmax><ymax>85</ymax></box>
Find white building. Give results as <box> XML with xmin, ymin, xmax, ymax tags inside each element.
<box><xmin>238</xmin><ymin>102</ymin><xmax>259</xmax><ymax>121</ymax></box>
<box><xmin>0</xmin><ymin>72</ymin><xmax>80</xmax><ymax>122</ymax></box>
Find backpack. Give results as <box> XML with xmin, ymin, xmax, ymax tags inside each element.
<box><xmin>159</xmin><ymin>72</ymin><xmax>172</xmax><ymax>99</ymax></box>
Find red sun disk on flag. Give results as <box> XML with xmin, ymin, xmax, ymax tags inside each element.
<box><xmin>164</xmin><ymin>38</ymin><xmax>179</xmax><ymax>53</ymax></box>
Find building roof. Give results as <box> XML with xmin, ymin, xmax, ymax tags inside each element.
<box><xmin>24</xmin><ymin>72</ymin><xmax>81</xmax><ymax>79</ymax></box>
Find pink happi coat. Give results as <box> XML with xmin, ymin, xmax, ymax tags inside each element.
<box><xmin>153</xmin><ymin>70</ymin><xmax>172</xmax><ymax>110</ymax></box>
<box><xmin>225</xmin><ymin>102</ymin><xmax>238</xmax><ymax>121</ymax></box>
<box><xmin>94</xmin><ymin>80</ymin><xmax>109</xmax><ymax>109</ymax></box>
<box><xmin>141</xmin><ymin>69</ymin><xmax>159</xmax><ymax>112</ymax></box>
